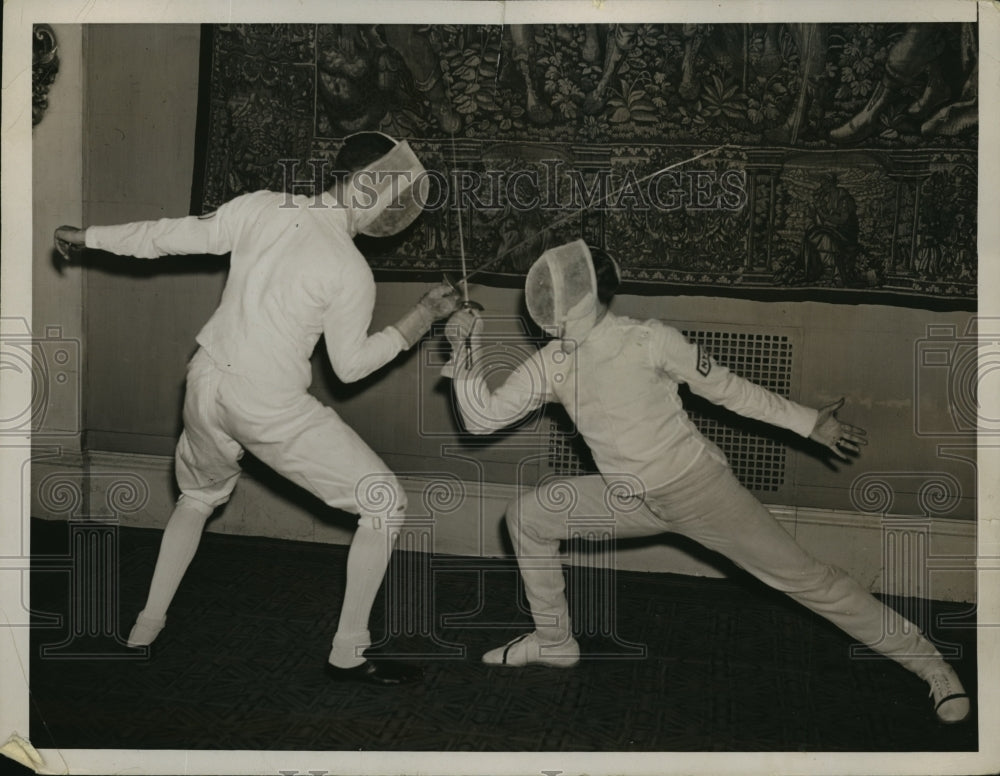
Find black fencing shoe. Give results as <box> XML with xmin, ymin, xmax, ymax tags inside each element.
<box><xmin>325</xmin><ymin>660</ymin><xmax>423</xmax><ymax>686</ymax></box>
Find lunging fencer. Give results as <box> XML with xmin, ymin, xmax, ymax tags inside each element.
<box><xmin>54</xmin><ymin>132</ymin><xmax>459</xmax><ymax>685</ymax></box>
<box><xmin>443</xmin><ymin>239</ymin><xmax>970</xmax><ymax>723</ymax></box>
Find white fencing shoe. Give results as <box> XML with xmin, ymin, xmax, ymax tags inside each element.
<box><xmin>926</xmin><ymin>662</ymin><xmax>970</xmax><ymax>724</ymax></box>
<box><xmin>482</xmin><ymin>632</ymin><xmax>580</xmax><ymax>668</ymax></box>
<box><xmin>127</xmin><ymin>613</ymin><xmax>165</xmax><ymax>647</ymax></box>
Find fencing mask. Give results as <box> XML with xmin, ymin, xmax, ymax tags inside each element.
<box><xmin>525</xmin><ymin>239</ymin><xmax>599</xmax><ymax>349</ymax></box>
<box><xmin>343</xmin><ymin>135</ymin><xmax>429</xmax><ymax>238</ymax></box>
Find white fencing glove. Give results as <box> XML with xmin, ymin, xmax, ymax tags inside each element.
<box><xmin>392</xmin><ymin>283</ymin><xmax>461</xmax><ymax>348</ymax></box>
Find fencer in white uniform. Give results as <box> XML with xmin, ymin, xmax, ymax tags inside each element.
<box><xmin>444</xmin><ymin>239</ymin><xmax>970</xmax><ymax>723</ymax></box>
<box><xmin>54</xmin><ymin>133</ymin><xmax>457</xmax><ymax>685</ymax></box>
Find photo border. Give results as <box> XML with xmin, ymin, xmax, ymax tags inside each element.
<box><xmin>2</xmin><ymin>1</ymin><xmax>997</xmax><ymax>774</ymax></box>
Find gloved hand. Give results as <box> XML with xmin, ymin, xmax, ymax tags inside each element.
<box><xmin>54</xmin><ymin>225</ymin><xmax>86</xmax><ymax>260</ymax></box>
<box><xmin>393</xmin><ymin>283</ymin><xmax>461</xmax><ymax>349</ymax></box>
<box><xmin>420</xmin><ymin>283</ymin><xmax>462</xmax><ymax>319</ymax></box>
<box><xmin>444</xmin><ymin>307</ymin><xmax>481</xmax><ymax>350</ymax></box>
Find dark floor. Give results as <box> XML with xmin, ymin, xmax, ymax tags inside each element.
<box><xmin>27</xmin><ymin>518</ymin><xmax>977</xmax><ymax>752</ymax></box>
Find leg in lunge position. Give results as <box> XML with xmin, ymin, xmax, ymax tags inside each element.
<box><xmin>645</xmin><ymin>456</ymin><xmax>970</xmax><ymax>724</ymax></box>
<box><xmin>127</xmin><ymin>494</ymin><xmax>213</xmax><ymax>646</ymax></box>
<box><xmin>127</xmin><ymin>348</ymin><xmax>243</xmax><ymax>647</ymax></box>
<box><xmin>234</xmin><ymin>387</ymin><xmax>426</xmax><ymax>685</ymax></box>
<box><xmin>483</xmin><ymin>474</ymin><xmax>664</xmax><ymax>668</ymax></box>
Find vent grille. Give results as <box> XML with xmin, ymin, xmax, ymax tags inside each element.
<box><xmin>547</xmin><ymin>412</ymin><xmax>595</xmax><ymax>475</ymax></box>
<box><xmin>546</xmin><ymin>328</ymin><xmax>794</xmax><ymax>493</ymax></box>
<box><xmin>681</xmin><ymin>330</ymin><xmax>792</xmax><ymax>492</ymax></box>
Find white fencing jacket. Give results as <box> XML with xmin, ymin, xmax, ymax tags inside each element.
<box><xmin>454</xmin><ymin>312</ymin><xmax>819</xmax><ymax>491</ymax></box>
<box><xmin>86</xmin><ymin>191</ymin><xmax>406</xmax><ymax>391</ymax></box>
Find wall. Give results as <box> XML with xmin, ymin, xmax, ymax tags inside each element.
<box><xmin>324</xmin><ymin>282</ymin><xmax>977</xmax><ymax>520</ymax></box>
<box><xmin>82</xmin><ymin>24</ymin><xmax>223</xmax><ymax>455</ymax></box>
<box><xmin>32</xmin><ymin>25</ymin><xmax>86</xmax><ymax>453</ymax></box>
<box><xmin>33</xmin><ymin>24</ymin><xmax>977</xmax><ymax>603</ymax></box>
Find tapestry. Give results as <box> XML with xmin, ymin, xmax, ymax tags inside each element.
<box><xmin>193</xmin><ymin>22</ymin><xmax>978</xmax><ymax>309</ymax></box>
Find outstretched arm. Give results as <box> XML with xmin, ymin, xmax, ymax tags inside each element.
<box><xmin>53</xmin><ymin>198</ymin><xmax>245</xmax><ymax>261</ymax></box>
<box><xmin>445</xmin><ymin>308</ymin><xmax>551</xmax><ymax>434</ymax></box>
<box><xmin>654</xmin><ymin>323</ymin><xmax>867</xmax><ymax>458</ymax></box>
<box><xmin>654</xmin><ymin>324</ymin><xmax>819</xmax><ymax>437</ymax></box>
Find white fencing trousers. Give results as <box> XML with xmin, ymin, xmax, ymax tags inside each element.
<box><xmin>138</xmin><ymin>348</ymin><xmax>407</xmax><ymax>650</ymax></box>
<box><xmin>175</xmin><ymin>348</ymin><xmax>407</xmax><ymax>524</ymax></box>
<box><xmin>508</xmin><ymin>452</ymin><xmax>943</xmax><ymax>677</ymax></box>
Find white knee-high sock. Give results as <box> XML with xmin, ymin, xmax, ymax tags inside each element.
<box><xmin>137</xmin><ymin>496</ymin><xmax>213</xmax><ymax>624</ymax></box>
<box><xmin>329</xmin><ymin>523</ymin><xmax>398</xmax><ymax>668</ymax></box>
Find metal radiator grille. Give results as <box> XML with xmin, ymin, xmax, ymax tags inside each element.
<box><xmin>546</xmin><ymin>412</ymin><xmax>595</xmax><ymax>475</ymax></box>
<box><xmin>546</xmin><ymin>328</ymin><xmax>793</xmax><ymax>492</ymax></box>
<box><xmin>681</xmin><ymin>329</ymin><xmax>792</xmax><ymax>492</ymax></box>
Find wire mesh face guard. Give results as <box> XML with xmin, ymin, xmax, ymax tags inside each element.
<box><xmin>525</xmin><ymin>240</ymin><xmax>598</xmax><ymax>344</ymax></box>
<box><xmin>344</xmin><ymin>139</ymin><xmax>429</xmax><ymax>238</ymax></box>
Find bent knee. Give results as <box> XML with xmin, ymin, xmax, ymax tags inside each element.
<box><xmin>505</xmin><ymin>491</ymin><xmax>563</xmax><ymax>545</ymax></box>
<box><xmin>176</xmin><ymin>493</ymin><xmax>218</xmax><ymax>519</ymax></box>
<box><xmin>353</xmin><ymin>473</ymin><xmax>407</xmax><ymax>517</ymax></box>
<box><xmin>775</xmin><ymin>560</ymin><xmax>851</xmax><ymax>597</ymax></box>
<box><xmin>505</xmin><ymin>492</ymin><xmax>539</xmax><ymax>531</ymax></box>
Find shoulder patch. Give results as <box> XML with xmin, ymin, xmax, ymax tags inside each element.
<box><xmin>696</xmin><ymin>344</ymin><xmax>712</xmax><ymax>377</ymax></box>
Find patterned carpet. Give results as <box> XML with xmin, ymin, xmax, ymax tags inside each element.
<box><xmin>27</xmin><ymin>518</ymin><xmax>977</xmax><ymax>752</ymax></box>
